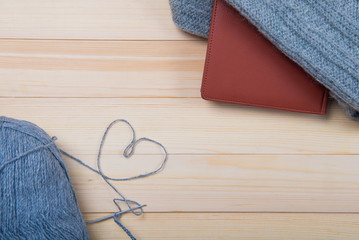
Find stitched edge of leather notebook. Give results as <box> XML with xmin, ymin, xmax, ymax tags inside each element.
<box><xmin>201</xmin><ymin>0</ymin><xmax>329</xmax><ymax>115</ymax></box>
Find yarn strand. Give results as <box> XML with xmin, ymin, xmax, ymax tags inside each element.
<box><xmin>0</xmin><ymin>137</ymin><xmax>57</xmax><ymax>173</ymax></box>
<box><xmin>60</xmin><ymin>119</ymin><xmax>168</xmax><ymax>240</ymax></box>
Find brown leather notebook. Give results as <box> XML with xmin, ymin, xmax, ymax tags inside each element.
<box><xmin>201</xmin><ymin>0</ymin><xmax>329</xmax><ymax>114</ymax></box>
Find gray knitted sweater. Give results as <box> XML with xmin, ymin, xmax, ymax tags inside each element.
<box><xmin>169</xmin><ymin>0</ymin><xmax>359</xmax><ymax>119</ymax></box>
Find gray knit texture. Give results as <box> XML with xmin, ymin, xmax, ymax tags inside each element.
<box><xmin>169</xmin><ymin>0</ymin><xmax>359</xmax><ymax>119</ymax></box>
<box><xmin>0</xmin><ymin>117</ymin><xmax>89</xmax><ymax>240</ymax></box>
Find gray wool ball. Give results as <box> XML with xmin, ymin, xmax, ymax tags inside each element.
<box><xmin>0</xmin><ymin>117</ymin><xmax>89</xmax><ymax>240</ymax></box>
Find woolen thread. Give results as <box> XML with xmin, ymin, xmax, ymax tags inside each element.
<box><xmin>0</xmin><ymin>117</ymin><xmax>89</xmax><ymax>240</ymax></box>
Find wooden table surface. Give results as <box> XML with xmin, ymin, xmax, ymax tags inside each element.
<box><xmin>1</xmin><ymin>1</ymin><xmax>359</xmax><ymax>239</ymax></box>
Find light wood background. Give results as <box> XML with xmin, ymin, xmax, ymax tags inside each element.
<box><xmin>1</xmin><ymin>1</ymin><xmax>359</xmax><ymax>239</ymax></box>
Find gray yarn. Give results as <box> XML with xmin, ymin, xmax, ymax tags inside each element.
<box><xmin>0</xmin><ymin>117</ymin><xmax>168</xmax><ymax>240</ymax></box>
<box><xmin>169</xmin><ymin>0</ymin><xmax>359</xmax><ymax>120</ymax></box>
<box><xmin>62</xmin><ymin>119</ymin><xmax>168</xmax><ymax>240</ymax></box>
<box><xmin>0</xmin><ymin>116</ymin><xmax>89</xmax><ymax>240</ymax></box>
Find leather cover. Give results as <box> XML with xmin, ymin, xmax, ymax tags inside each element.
<box><xmin>201</xmin><ymin>0</ymin><xmax>329</xmax><ymax>114</ymax></box>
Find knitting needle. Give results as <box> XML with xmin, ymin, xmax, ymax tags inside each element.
<box><xmin>86</xmin><ymin>204</ymin><xmax>147</xmax><ymax>224</ymax></box>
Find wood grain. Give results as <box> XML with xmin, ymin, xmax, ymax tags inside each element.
<box><xmin>1</xmin><ymin>98</ymin><xmax>358</xmax><ymax>155</ymax></box>
<box><xmin>0</xmin><ymin>0</ymin><xmax>196</xmax><ymax>40</ymax></box>
<box><xmin>66</xmin><ymin>154</ymin><xmax>359</xmax><ymax>213</ymax></box>
<box><xmin>85</xmin><ymin>212</ymin><xmax>359</xmax><ymax>240</ymax></box>
<box><xmin>0</xmin><ymin>40</ymin><xmax>206</xmax><ymax>98</ymax></box>
<box><xmin>1</xmin><ymin>1</ymin><xmax>358</xmax><ymax>239</ymax></box>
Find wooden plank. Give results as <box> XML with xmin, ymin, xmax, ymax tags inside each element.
<box><xmin>65</xmin><ymin>154</ymin><xmax>359</xmax><ymax>213</ymax></box>
<box><xmin>1</xmin><ymin>98</ymin><xmax>358</xmax><ymax>155</ymax></box>
<box><xmin>0</xmin><ymin>40</ymin><xmax>205</xmax><ymax>98</ymax></box>
<box><xmin>84</xmin><ymin>212</ymin><xmax>359</xmax><ymax>240</ymax></box>
<box><xmin>0</xmin><ymin>0</ymin><xmax>196</xmax><ymax>40</ymax></box>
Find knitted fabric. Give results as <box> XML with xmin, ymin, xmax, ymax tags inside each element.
<box><xmin>169</xmin><ymin>0</ymin><xmax>359</xmax><ymax>119</ymax></box>
<box><xmin>0</xmin><ymin>117</ymin><xmax>89</xmax><ymax>240</ymax></box>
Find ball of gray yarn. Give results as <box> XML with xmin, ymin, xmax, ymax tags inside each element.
<box><xmin>0</xmin><ymin>117</ymin><xmax>89</xmax><ymax>240</ymax></box>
